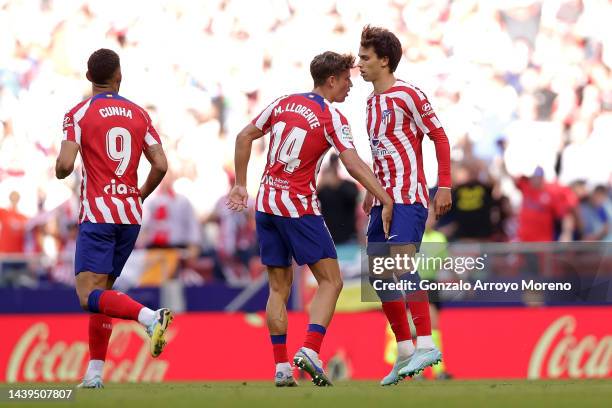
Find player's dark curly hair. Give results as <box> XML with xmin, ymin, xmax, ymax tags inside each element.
<box><xmin>87</xmin><ymin>48</ymin><xmax>120</xmax><ymax>84</ymax></box>
<box><xmin>360</xmin><ymin>25</ymin><xmax>402</xmax><ymax>73</ymax></box>
<box><xmin>310</xmin><ymin>51</ymin><xmax>355</xmax><ymax>87</ymax></box>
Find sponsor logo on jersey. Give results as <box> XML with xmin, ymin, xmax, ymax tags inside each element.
<box><xmin>421</xmin><ymin>102</ymin><xmax>435</xmax><ymax>117</ymax></box>
<box><xmin>103</xmin><ymin>179</ymin><xmax>137</xmax><ymax>195</ymax></box>
<box><xmin>262</xmin><ymin>174</ymin><xmax>290</xmax><ymax>190</ymax></box>
<box><xmin>340</xmin><ymin>124</ymin><xmax>353</xmax><ymax>143</ymax></box>
<box><xmin>63</xmin><ymin>116</ymin><xmax>73</xmax><ymax>129</ymax></box>
<box><xmin>373</xmin><ymin>147</ymin><xmax>391</xmax><ymax>157</ymax></box>
<box><xmin>370</xmin><ymin>136</ymin><xmax>391</xmax><ymax>157</ymax></box>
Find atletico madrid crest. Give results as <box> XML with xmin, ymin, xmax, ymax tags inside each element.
<box><xmin>381</xmin><ymin>109</ymin><xmax>392</xmax><ymax>125</ymax></box>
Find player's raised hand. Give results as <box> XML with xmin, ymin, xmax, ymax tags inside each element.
<box><xmin>381</xmin><ymin>202</ymin><xmax>393</xmax><ymax>240</ymax></box>
<box><xmin>433</xmin><ymin>187</ymin><xmax>452</xmax><ymax>219</ymax></box>
<box><xmin>362</xmin><ymin>191</ymin><xmax>374</xmax><ymax>215</ymax></box>
<box><xmin>227</xmin><ymin>185</ymin><xmax>248</xmax><ymax>212</ymax></box>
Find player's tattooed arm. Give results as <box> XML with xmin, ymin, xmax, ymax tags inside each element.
<box><xmin>140</xmin><ymin>144</ymin><xmax>168</xmax><ymax>201</ymax></box>
<box><xmin>55</xmin><ymin>140</ymin><xmax>80</xmax><ymax>179</ymax></box>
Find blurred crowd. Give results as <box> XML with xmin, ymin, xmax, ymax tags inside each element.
<box><xmin>0</xmin><ymin>0</ymin><xmax>611</xmax><ymax>287</ymax></box>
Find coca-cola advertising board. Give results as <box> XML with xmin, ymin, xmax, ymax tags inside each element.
<box><xmin>0</xmin><ymin>312</ymin><xmax>388</xmax><ymax>383</ymax></box>
<box><xmin>0</xmin><ymin>307</ymin><xmax>610</xmax><ymax>382</ymax></box>
<box><xmin>440</xmin><ymin>306</ymin><xmax>612</xmax><ymax>379</ymax></box>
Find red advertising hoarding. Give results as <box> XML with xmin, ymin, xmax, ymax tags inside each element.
<box><xmin>0</xmin><ymin>312</ymin><xmax>389</xmax><ymax>383</ymax></box>
<box><xmin>0</xmin><ymin>307</ymin><xmax>610</xmax><ymax>382</ymax></box>
<box><xmin>440</xmin><ymin>306</ymin><xmax>612</xmax><ymax>379</ymax></box>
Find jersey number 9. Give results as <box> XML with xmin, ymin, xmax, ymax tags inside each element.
<box><xmin>106</xmin><ymin>127</ymin><xmax>132</xmax><ymax>176</ymax></box>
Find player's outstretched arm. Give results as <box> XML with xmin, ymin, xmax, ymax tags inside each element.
<box><xmin>55</xmin><ymin>140</ymin><xmax>80</xmax><ymax>179</ymax></box>
<box><xmin>339</xmin><ymin>148</ymin><xmax>393</xmax><ymax>238</ymax></box>
<box><xmin>227</xmin><ymin>124</ymin><xmax>264</xmax><ymax>212</ymax></box>
<box><xmin>140</xmin><ymin>144</ymin><xmax>168</xmax><ymax>202</ymax></box>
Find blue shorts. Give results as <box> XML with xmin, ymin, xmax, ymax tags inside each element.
<box><xmin>75</xmin><ymin>222</ymin><xmax>141</xmax><ymax>278</ymax></box>
<box><xmin>255</xmin><ymin>211</ymin><xmax>337</xmax><ymax>267</ymax></box>
<box><xmin>366</xmin><ymin>203</ymin><xmax>428</xmax><ymax>255</ymax></box>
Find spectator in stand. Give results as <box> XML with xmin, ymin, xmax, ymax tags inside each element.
<box><xmin>488</xmin><ymin>194</ymin><xmax>516</xmax><ymax>242</ymax></box>
<box><xmin>516</xmin><ymin>167</ymin><xmax>572</xmax><ymax>242</ymax></box>
<box><xmin>206</xmin><ymin>174</ymin><xmax>259</xmax><ymax>283</ymax></box>
<box><xmin>550</xmin><ymin>180</ymin><xmax>580</xmax><ymax>242</ymax></box>
<box><xmin>140</xmin><ymin>173</ymin><xmax>202</xmax><ymax>272</ymax></box>
<box><xmin>599</xmin><ymin>185</ymin><xmax>612</xmax><ymax>241</ymax></box>
<box><xmin>0</xmin><ymin>191</ymin><xmax>28</xmax><ymax>254</ymax></box>
<box><xmin>0</xmin><ymin>191</ymin><xmax>30</xmax><ymax>286</ymax></box>
<box><xmin>441</xmin><ymin>164</ymin><xmax>496</xmax><ymax>241</ymax></box>
<box><xmin>51</xmin><ymin>222</ymin><xmax>78</xmax><ymax>286</ymax></box>
<box><xmin>579</xmin><ymin>185</ymin><xmax>611</xmax><ymax>241</ymax></box>
<box><xmin>317</xmin><ymin>153</ymin><xmax>359</xmax><ymax>245</ymax></box>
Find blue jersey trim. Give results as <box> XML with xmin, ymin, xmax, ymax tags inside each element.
<box><xmin>298</xmin><ymin>92</ymin><xmax>326</xmax><ymax>112</ymax></box>
<box><xmin>91</xmin><ymin>92</ymin><xmax>129</xmax><ymax>103</ymax></box>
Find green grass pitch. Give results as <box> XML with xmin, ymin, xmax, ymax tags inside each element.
<box><xmin>4</xmin><ymin>380</ymin><xmax>611</xmax><ymax>408</ymax></box>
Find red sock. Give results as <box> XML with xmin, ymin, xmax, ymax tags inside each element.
<box><xmin>303</xmin><ymin>324</ymin><xmax>326</xmax><ymax>353</ymax></box>
<box><xmin>407</xmin><ymin>292</ymin><xmax>432</xmax><ymax>336</ymax></box>
<box><xmin>98</xmin><ymin>290</ymin><xmax>144</xmax><ymax>321</ymax></box>
<box><xmin>89</xmin><ymin>314</ymin><xmax>113</xmax><ymax>360</ymax></box>
<box><xmin>382</xmin><ymin>301</ymin><xmax>411</xmax><ymax>342</ymax></box>
<box><xmin>272</xmin><ymin>344</ymin><xmax>289</xmax><ymax>364</ymax></box>
<box><xmin>271</xmin><ymin>334</ymin><xmax>288</xmax><ymax>364</ymax></box>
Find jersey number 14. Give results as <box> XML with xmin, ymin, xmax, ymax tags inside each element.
<box><xmin>269</xmin><ymin>121</ymin><xmax>306</xmax><ymax>174</ymax></box>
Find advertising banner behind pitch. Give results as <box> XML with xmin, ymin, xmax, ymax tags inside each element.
<box><xmin>440</xmin><ymin>306</ymin><xmax>612</xmax><ymax>379</ymax></box>
<box><xmin>0</xmin><ymin>312</ymin><xmax>388</xmax><ymax>382</ymax></box>
<box><xmin>0</xmin><ymin>307</ymin><xmax>610</xmax><ymax>382</ymax></box>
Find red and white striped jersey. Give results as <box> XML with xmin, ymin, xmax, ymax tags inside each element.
<box><xmin>62</xmin><ymin>93</ymin><xmax>162</xmax><ymax>225</ymax></box>
<box><xmin>366</xmin><ymin>80</ymin><xmax>444</xmax><ymax>207</ymax></box>
<box><xmin>252</xmin><ymin>93</ymin><xmax>355</xmax><ymax>217</ymax></box>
